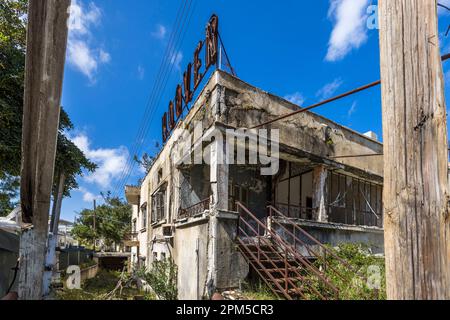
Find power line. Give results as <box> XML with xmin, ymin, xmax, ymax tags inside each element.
<box><xmin>251</xmin><ymin>53</ymin><xmax>450</xmax><ymax>130</ymax></box>
<box><xmin>74</xmin><ymin>211</ymin><xmax>131</xmax><ymax>227</ymax></box>
<box><xmin>112</xmin><ymin>0</ymin><xmax>199</xmax><ymax>199</ymax></box>
<box><xmin>118</xmin><ymin>0</ymin><xmax>198</xmax><ymax>194</ymax></box>
<box><xmin>438</xmin><ymin>2</ymin><xmax>450</xmax><ymax>12</ymax></box>
<box><xmin>111</xmin><ymin>0</ymin><xmax>189</xmax><ymax>198</ymax></box>
<box><xmin>111</xmin><ymin>0</ymin><xmax>196</xmax><ymax>199</ymax></box>
<box><xmin>111</xmin><ymin>0</ymin><xmax>196</xmax><ymax>198</ymax></box>
<box><xmin>251</xmin><ymin>80</ymin><xmax>381</xmax><ymax>129</ymax></box>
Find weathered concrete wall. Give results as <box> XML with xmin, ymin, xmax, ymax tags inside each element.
<box><xmin>273</xmin><ymin>220</ymin><xmax>384</xmax><ymax>255</ymax></box>
<box><xmin>173</xmin><ymin>219</ymin><xmax>209</xmax><ymax>300</ymax></box>
<box><xmin>80</xmin><ymin>264</ymin><xmax>98</xmax><ymax>282</ymax></box>
<box><xmin>229</xmin><ymin>166</ymin><xmax>267</xmax><ymax>218</ymax></box>
<box><xmin>150</xmin><ymin>239</ymin><xmax>171</xmax><ymax>262</ymax></box>
<box><xmin>0</xmin><ymin>229</ymin><xmax>19</xmax><ymax>296</ymax></box>
<box><xmin>0</xmin><ymin>250</ymin><xmax>19</xmax><ymax>296</ymax></box>
<box><xmin>215</xmin><ymin>71</ymin><xmax>383</xmax><ymax>177</ymax></box>
<box><xmin>215</xmin><ymin>213</ymin><xmax>249</xmax><ymax>290</ymax></box>
<box><xmin>172</xmin><ymin>212</ymin><xmax>248</xmax><ymax>300</ymax></box>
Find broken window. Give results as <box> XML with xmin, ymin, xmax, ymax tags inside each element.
<box><xmin>151</xmin><ymin>188</ymin><xmax>166</xmax><ymax>224</ymax></box>
<box><xmin>229</xmin><ymin>182</ymin><xmax>249</xmax><ymax>211</ymax></box>
<box><xmin>327</xmin><ymin>172</ymin><xmax>382</xmax><ymax>227</ymax></box>
<box><xmin>157</xmin><ymin>168</ymin><xmax>163</xmax><ymax>184</ymax></box>
<box><xmin>141</xmin><ymin>203</ymin><xmax>147</xmax><ymax>230</ymax></box>
<box><xmin>274</xmin><ymin>162</ymin><xmax>313</xmax><ymax>219</ymax></box>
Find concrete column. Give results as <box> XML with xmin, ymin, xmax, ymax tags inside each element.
<box><xmin>206</xmin><ymin>137</ymin><xmax>229</xmax><ymax>298</ymax></box>
<box><xmin>312</xmin><ymin>165</ymin><xmax>328</xmax><ymax>222</ymax></box>
<box><xmin>210</xmin><ymin>138</ymin><xmax>228</xmax><ymax>211</ymax></box>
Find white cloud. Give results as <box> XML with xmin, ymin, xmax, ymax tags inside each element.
<box><xmin>151</xmin><ymin>24</ymin><xmax>167</xmax><ymax>40</ymax></box>
<box><xmin>316</xmin><ymin>78</ymin><xmax>343</xmax><ymax>100</ymax></box>
<box><xmin>137</xmin><ymin>65</ymin><xmax>145</xmax><ymax>80</ymax></box>
<box><xmin>284</xmin><ymin>92</ymin><xmax>306</xmax><ymax>106</ymax></box>
<box><xmin>170</xmin><ymin>51</ymin><xmax>183</xmax><ymax>71</ymax></box>
<box><xmin>67</xmin><ymin>0</ymin><xmax>110</xmax><ymax>82</ymax></box>
<box><xmin>67</xmin><ymin>40</ymin><xmax>98</xmax><ymax>81</ymax></box>
<box><xmin>68</xmin><ymin>0</ymin><xmax>101</xmax><ymax>35</ymax></box>
<box><xmin>71</xmin><ymin>134</ymin><xmax>128</xmax><ymax>189</ymax></box>
<box><xmin>439</xmin><ymin>1</ymin><xmax>450</xmax><ymax>15</ymax></box>
<box><xmin>99</xmin><ymin>49</ymin><xmax>111</xmax><ymax>63</ymax></box>
<box><xmin>78</xmin><ymin>187</ymin><xmax>101</xmax><ymax>203</ymax></box>
<box><xmin>348</xmin><ymin>101</ymin><xmax>357</xmax><ymax>117</ymax></box>
<box><xmin>326</xmin><ymin>0</ymin><xmax>369</xmax><ymax>62</ymax></box>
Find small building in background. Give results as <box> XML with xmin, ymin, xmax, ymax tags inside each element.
<box><xmin>0</xmin><ymin>208</ymin><xmax>21</xmax><ymax>297</ymax></box>
<box><xmin>56</xmin><ymin>219</ymin><xmax>78</xmax><ymax>249</ymax></box>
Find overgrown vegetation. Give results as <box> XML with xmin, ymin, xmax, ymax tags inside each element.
<box><xmin>241</xmin><ymin>281</ymin><xmax>279</xmax><ymax>300</ymax></box>
<box><xmin>241</xmin><ymin>243</ymin><xmax>385</xmax><ymax>300</ymax></box>
<box><xmin>303</xmin><ymin>243</ymin><xmax>386</xmax><ymax>300</ymax></box>
<box><xmin>137</xmin><ymin>259</ymin><xmax>178</xmax><ymax>300</ymax></box>
<box><xmin>57</xmin><ymin>269</ymin><xmax>152</xmax><ymax>300</ymax></box>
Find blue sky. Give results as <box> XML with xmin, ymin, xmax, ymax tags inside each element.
<box><xmin>59</xmin><ymin>0</ymin><xmax>450</xmax><ymax>222</ymax></box>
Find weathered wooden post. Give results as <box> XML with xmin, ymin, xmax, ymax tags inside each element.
<box><xmin>18</xmin><ymin>0</ymin><xmax>71</xmax><ymax>300</ymax></box>
<box><xmin>43</xmin><ymin>171</ymin><xmax>66</xmax><ymax>296</ymax></box>
<box><xmin>378</xmin><ymin>0</ymin><xmax>450</xmax><ymax>299</ymax></box>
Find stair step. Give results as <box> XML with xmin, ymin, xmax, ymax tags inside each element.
<box><xmin>249</xmin><ymin>258</ymin><xmax>299</xmax><ymax>265</ymax></box>
<box><xmin>239</xmin><ymin>245</ymin><xmax>316</xmax><ymax>261</ymax></box>
<box><xmin>273</xmin><ymin>287</ymin><xmax>307</xmax><ymax>296</ymax></box>
<box><xmin>261</xmin><ymin>267</ymin><xmax>300</xmax><ymax>273</ymax></box>
<box><xmin>273</xmin><ymin>277</ymin><xmax>304</xmax><ymax>284</ymax></box>
<box><xmin>239</xmin><ymin>246</ymin><xmax>281</xmax><ymax>255</ymax></box>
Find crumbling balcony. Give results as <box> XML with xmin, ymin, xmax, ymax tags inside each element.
<box><xmin>178</xmin><ymin>198</ymin><xmax>210</xmax><ymax>220</ymax></box>
<box><xmin>125</xmin><ymin>185</ymin><xmax>140</xmax><ymax>206</ymax></box>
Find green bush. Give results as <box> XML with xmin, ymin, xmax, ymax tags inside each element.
<box><xmin>241</xmin><ymin>280</ymin><xmax>280</xmax><ymax>300</ymax></box>
<box><xmin>302</xmin><ymin>243</ymin><xmax>386</xmax><ymax>300</ymax></box>
<box><xmin>137</xmin><ymin>259</ymin><xmax>178</xmax><ymax>300</ymax></box>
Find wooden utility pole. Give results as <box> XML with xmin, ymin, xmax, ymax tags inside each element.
<box><xmin>19</xmin><ymin>0</ymin><xmax>71</xmax><ymax>300</ymax></box>
<box><xmin>93</xmin><ymin>199</ymin><xmax>97</xmax><ymax>251</ymax></box>
<box><xmin>43</xmin><ymin>171</ymin><xmax>66</xmax><ymax>296</ymax></box>
<box><xmin>379</xmin><ymin>0</ymin><xmax>450</xmax><ymax>299</ymax></box>
<box><xmin>49</xmin><ymin>172</ymin><xmax>66</xmax><ymax>235</ymax></box>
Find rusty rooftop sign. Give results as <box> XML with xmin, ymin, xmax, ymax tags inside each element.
<box><xmin>162</xmin><ymin>14</ymin><xmax>219</xmax><ymax>142</ymax></box>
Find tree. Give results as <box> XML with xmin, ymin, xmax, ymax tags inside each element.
<box><xmin>0</xmin><ymin>0</ymin><xmax>27</xmax><ymax>178</ymax></box>
<box><xmin>0</xmin><ymin>174</ymin><xmax>19</xmax><ymax>214</ymax></box>
<box><xmin>0</xmin><ymin>0</ymin><xmax>97</xmax><ymax>216</ymax></box>
<box><xmin>133</xmin><ymin>153</ymin><xmax>155</xmax><ymax>174</ymax></box>
<box><xmin>72</xmin><ymin>194</ymin><xmax>131</xmax><ymax>249</ymax></box>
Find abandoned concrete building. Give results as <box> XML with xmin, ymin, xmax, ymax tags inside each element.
<box><xmin>125</xmin><ymin>69</ymin><xmax>384</xmax><ymax>300</ymax></box>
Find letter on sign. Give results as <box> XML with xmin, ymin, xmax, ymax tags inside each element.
<box><xmin>175</xmin><ymin>84</ymin><xmax>183</xmax><ymax>118</ymax></box>
<box><xmin>169</xmin><ymin>101</ymin><xmax>175</xmax><ymax>130</ymax></box>
<box><xmin>162</xmin><ymin>113</ymin><xmax>168</xmax><ymax>142</ymax></box>
<box><xmin>205</xmin><ymin>15</ymin><xmax>219</xmax><ymax>69</ymax></box>
<box><xmin>183</xmin><ymin>63</ymin><xmax>193</xmax><ymax>105</ymax></box>
<box><xmin>194</xmin><ymin>41</ymin><xmax>203</xmax><ymax>90</ymax></box>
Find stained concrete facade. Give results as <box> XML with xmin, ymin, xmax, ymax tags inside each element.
<box><xmin>125</xmin><ymin>70</ymin><xmax>384</xmax><ymax>300</ymax></box>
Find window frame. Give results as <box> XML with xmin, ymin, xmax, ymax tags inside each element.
<box><xmin>151</xmin><ymin>185</ymin><xmax>167</xmax><ymax>225</ymax></box>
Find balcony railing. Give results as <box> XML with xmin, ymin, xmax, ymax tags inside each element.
<box><xmin>178</xmin><ymin>198</ymin><xmax>210</xmax><ymax>220</ymax></box>
<box><xmin>124</xmin><ymin>232</ymin><xmax>139</xmax><ymax>241</ymax></box>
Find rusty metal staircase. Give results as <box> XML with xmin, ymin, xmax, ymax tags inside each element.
<box><xmin>235</xmin><ymin>202</ymin><xmax>365</xmax><ymax>300</ymax></box>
